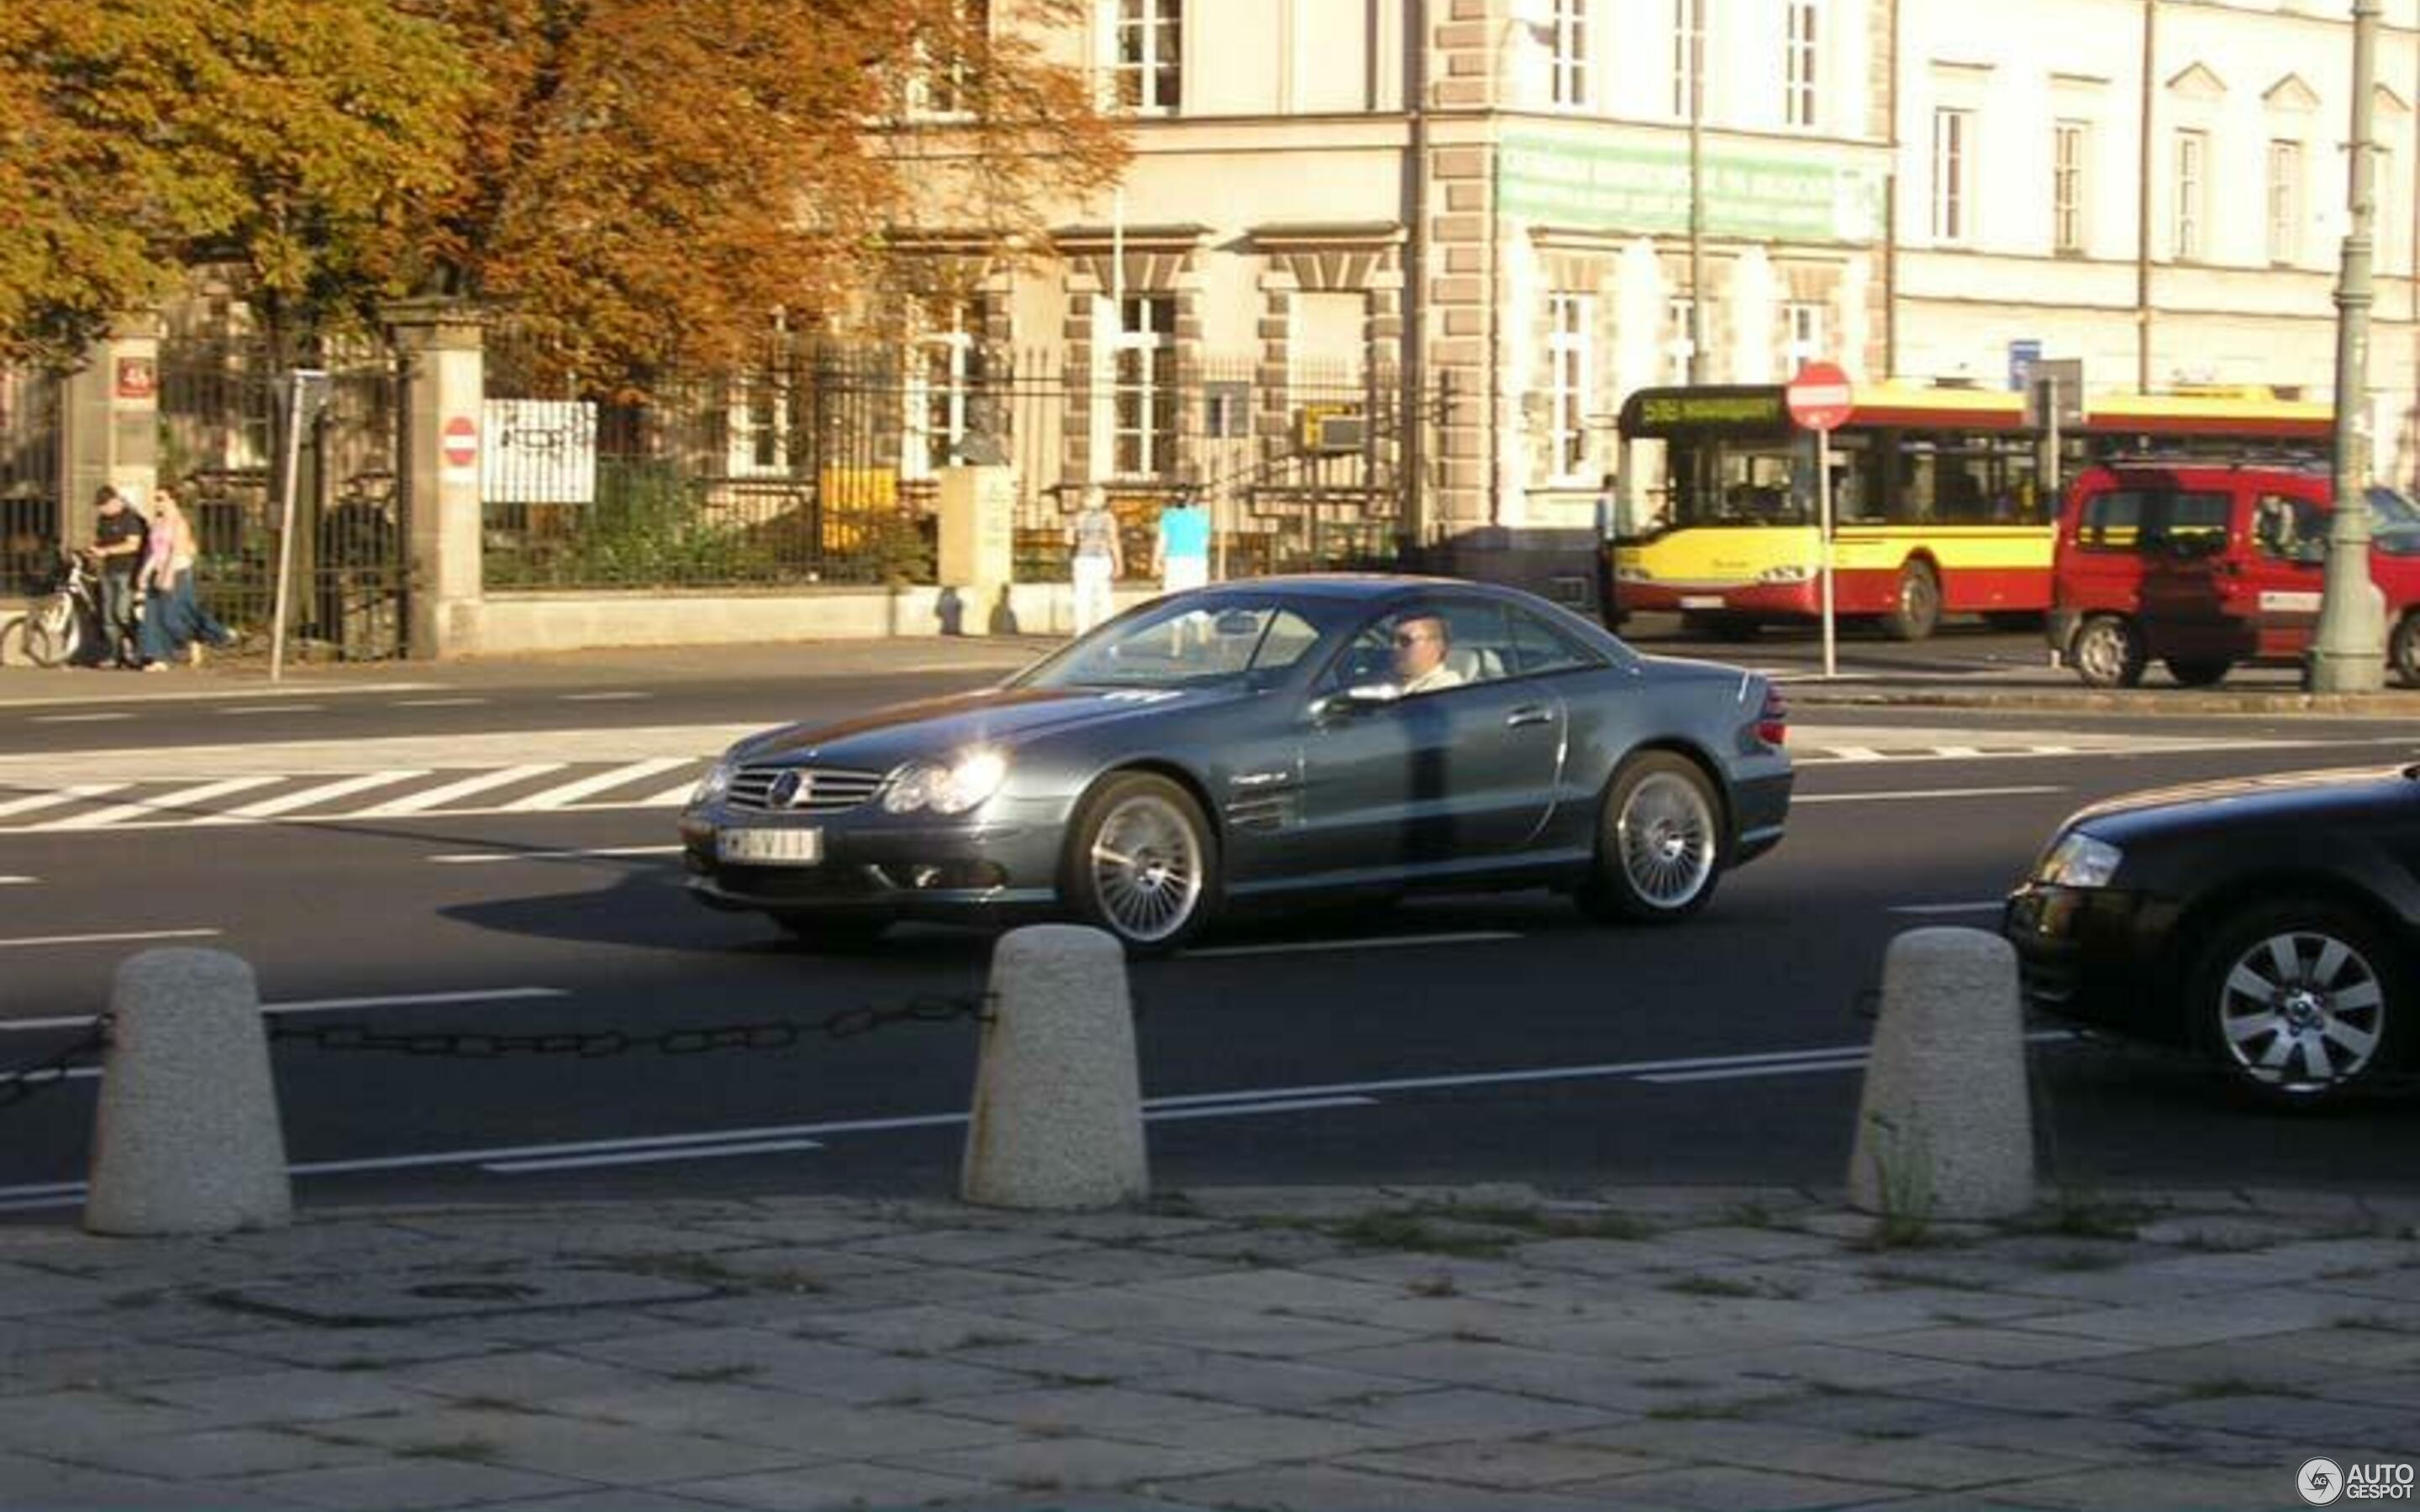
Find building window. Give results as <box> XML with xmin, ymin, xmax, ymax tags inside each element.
<box><xmin>1784</xmin><ymin>301</ymin><xmax>1826</xmax><ymax>370</ymax></box>
<box><xmin>1547</xmin><ymin>294</ymin><xmax>1594</xmax><ymax>480</ymax></box>
<box><xmin>2173</xmin><ymin>129</ymin><xmax>2207</xmax><ymax>261</ymax></box>
<box><xmin>1111</xmin><ymin>293</ymin><xmax>1176</xmax><ymax>477</ymax></box>
<box><xmin>1932</xmin><ymin>108</ymin><xmax>1973</xmax><ymax>243</ymax></box>
<box><xmin>906</xmin><ymin>297</ymin><xmax>992</xmax><ymax>479</ymax></box>
<box><xmin>1670</xmin><ymin>0</ymin><xmax>1705</xmax><ymax>120</ymax></box>
<box><xmin>1113</xmin><ymin>0</ymin><xmax>1181</xmax><ymax>113</ymax></box>
<box><xmin>1550</xmin><ymin>0</ymin><xmax>1590</xmax><ymax>108</ymax></box>
<box><xmin>1783</xmin><ymin>0</ymin><xmax>1819</xmax><ymax>129</ymax></box>
<box><xmin>2268</xmin><ymin>139</ymin><xmax>2303</xmax><ymax>265</ymax></box>
<box><xmin>2053</xmin><ymin>119</ymin><xmax>2088</xmax><ymax>255</ymax></box>
<box><xmin>724</xmin><ymin>366</ymin><xmax>792</xmax><ymax>477</ymax></box>
<box><xmin>909</xmin><ymin>0</ymin><xmax>988</xmax><ymax>117</ymax></box>
<box><xmin>1665</xmin><ymin>296</ymin><xmax>1703</xmax><ymax>385</ymax></box>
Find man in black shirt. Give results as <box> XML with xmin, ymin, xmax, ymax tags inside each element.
<box><xmin>92</xmin><ymin>486</ymin><xmax>148</xmax><ymax>667</ymax></box>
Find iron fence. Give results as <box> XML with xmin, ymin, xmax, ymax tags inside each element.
<box><xmin>481</xmin><ymin>336</ymin><xmax>1439</xmax><ymax>593</ymax></box>
<box><xmin>0</xmin><ymin>370</ymin><xmax>62</xmax><ymax>600</ymax></box>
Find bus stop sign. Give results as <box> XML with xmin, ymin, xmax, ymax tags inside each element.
<box><xmin>1786</xmin><ymin>362</ymin><xmax>1854</xmax><ymax>433</ymax></box>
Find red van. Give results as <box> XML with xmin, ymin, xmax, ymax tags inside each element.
<box><xmin>2049</xmin><ymin>463</ymin><xmax>2420</xmax><ymax>688</ymax></box>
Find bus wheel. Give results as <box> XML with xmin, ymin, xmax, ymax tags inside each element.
<box><xmin>2392</xmin><ymin>612</ymin><xmax>2420</xmax><ymax>689</ymax></box>
<box><xmin>2070</xmin><ymin>614</ymin><xmax>2146</xmax><ymax>689</ymax></box>
<box><xmin>1885</xmin><ymin>562</ymin><xmax>1941</xmax><ymax>641</ymax></box>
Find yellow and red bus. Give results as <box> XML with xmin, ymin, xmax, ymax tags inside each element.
<box><xmin>1606</xmin><ymin>382</ymin><xmax>2333</xmax><ymax>639</ymax></box>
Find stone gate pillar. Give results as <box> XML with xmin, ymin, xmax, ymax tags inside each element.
<box><xmin>59</xmin><ymin>313</ymin><xmax>163</xmax><ymax>544</ymax></box>
<box><xmin>382</xmin><ymin>299</ymin><xmax>484</xmax><ymax>659</ymax></box>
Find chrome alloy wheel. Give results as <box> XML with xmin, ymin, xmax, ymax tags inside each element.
<box><xmin>1616</xmin><ymin>770</ymin><xmax>1716</xmax><ymax>911</ymax></box>
<box><xmin>2217</xmin><ymin>928</ymin><xmax>2386</xmax><ymax>1092</ymax></box>
<box><xmin>2072</xmin><ymin>618</ymin><xmax>2138</xmax><ymax>688</ymax></box>
<box><xmin>1086</xmin><ymin>792</ymin><xmax>1205</xmax><ymax>944</ymax></box>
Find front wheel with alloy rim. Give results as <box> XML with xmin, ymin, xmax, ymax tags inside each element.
<box><xmin>1885</xmin><ymin>561</ymin><xmax>1941</xmax><ymax>641</ymax></box>
<box><xmin>1063</xmin><ymin>772</ymin><xmax>1218</xmax><ymax>953</ymax></box>
<box><xmin>2069</xmin><ymin>614</ymin><xmax>2146</xmax><ymax>689</ymax></box>
<box><xmin>1576</xmin><ymin>753</ymin><xmax>1726</xmax><ymax>924</ymax></box>
<box><xmin>2186</xmin><ymin>902</ymin><xmax>2402</xmax><ymax>1106</ymax></box>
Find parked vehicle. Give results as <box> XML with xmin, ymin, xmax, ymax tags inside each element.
<box><xmin>681</xmin><ymin>575</ymin><xmax>1794</xmax><ymax>953</ymax></box>
<box><xmin>2049</xmin><ymin>461</ymin><xmax>2420</xmax><ymax>688</ymax></box>
<box><xmin>2006</xmin><ymin>767</ymin><xmax>2417</xmax><ymax>1105</ymax></box>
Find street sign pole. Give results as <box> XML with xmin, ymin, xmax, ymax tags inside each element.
<box><xmin>266</xmin><ymin>370</ymin><xmax>329</xmax><ymax>685</ymax></box>
<box><xmin>1786</xmin><ymin>360</ymin><xmax>1854</xmax><ymax>681</ymax></box>
<box><xmin>1818</xmin><ymin>424</ymin><xmax>1836</xmax><ymax>680</ymax></box>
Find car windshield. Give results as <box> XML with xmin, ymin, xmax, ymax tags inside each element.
<box><xmin>1012</xmin><ymin>598</ymin><xmax>1326</xmax><ymax>691</ymax></box>
<box><xmin>2370</xmin><ymin>486</ymin><xmax>2420</xmax><ymax>556</ymax></box>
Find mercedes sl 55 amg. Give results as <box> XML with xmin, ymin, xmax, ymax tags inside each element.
<box><xmin>681</xmin><ymin>576</ymin><xmax>1793</xmax><ymax>952</ymax></box>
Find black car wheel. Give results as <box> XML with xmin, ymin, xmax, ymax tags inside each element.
<box><xmin>1064</xmin><ymin>772</ymin><xmax>1218</xmax><ymax>953</ymax></box>
<box><xmin>2070</xmin><ymin>614</ymin><xmax>2146</xmax><ymax>689</ymax></box>
<box><xmin>771</xmin><ymin>912</ymin><xmax>892</xmax><ymax>952</ymax></box>
<box><xmin>2187</xmin><ymin>902</ymin><xmax>2401</xmax><ymax>1105</ymax></box>
<box><xmin>2392</xmin><ymin>612</ymin><xmax>2420</xmax><ymax>689</ymax></box>
<box><xmin>2164</xmin><ymin>657</ymin><xmax>2233</xmax><ymax>688</ymax></box>
<box><xmin>1885</xmin><ymin>561</ymin><xmax>1940</xmax><ymax>642</ymax></box>
<box><xmin>1577</xmin><ymin>753</ymin><xmax>1724</xmax><ymax>925</ymax></box>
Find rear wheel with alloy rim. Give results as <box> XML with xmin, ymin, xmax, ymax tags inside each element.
<box><xmin>1577</xmin><ymin>753</ymin><xmax>1725</xmax><ymax>924</ymax></box>
<box><xmin>1064</xmin><ymin>772</ymin><xmax>1218</xmax><ymax>953</ymax></box>
<box><xmin>2187</xmin><ymin>902</ymin><xmax>2401</xmax><ymax>1106</ymax></box>
<box><xmin>24</xmin><ymin>595</ymin><xmax>79</xmax><ymax>668</ymax></box>
<box><xmin>2070</xmin><ymin>614</ymin><xmax>2146</xmax><ymax>689</ymax></box>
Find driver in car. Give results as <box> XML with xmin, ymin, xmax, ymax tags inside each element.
<box><xmin>1393</xmin><ymin>613</ymin><xmax>1465</xmax><ymax>696</ymax></box>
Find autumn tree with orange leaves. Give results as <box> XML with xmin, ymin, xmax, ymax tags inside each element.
<box><xmin>0</xmin><ymin>0</ymin><xmax>1123</xmax><ymax>379</ymax></box>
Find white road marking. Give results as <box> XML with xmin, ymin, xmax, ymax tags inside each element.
<box><xmin>216</xmin><ymin>769</ymin><xmax>429</xmax><ymax>820</ymax></box>
<box><xmin>1933</xmin><ymin>745</ymin><xmax>1986</xmax><ymax>759</ymax></box>
<box><xmin>219</xmin><ymin>704</ymin><xmax>324</xmax><ymax>717</ymax></box>
<box><xmin>0</xmin><ymin>1067</ymin><xmax>101</xmax><ymax>1084</ymax></box>
<box><xmin>0</xmin><ymin>985</ymin><xmax>570</xmax><ymax>1032</ymax></box>
<box><xmin>560</xmin><ymin>691</ymin><xmax>652</xmax><ymax>703</ymax></box>
<box><xmin>0</xmin><ymin>785</ymin><xmax>128</xmax><ymax>820</ymax></box>
<box><xmin>0</xmin><ymin>876</ymin><xmax>35</xmax><ymax>886</ymax></box>
<box><xmin>1639</xmin><ymin>1058</ymin><xmax>1870</xmax><ymax>1084</ymax></box>
<box><xmin>429</xmin><ymin>845</ymin><xmax>685</xmax><ymax>866</ymax></box>
<box><xmin>1820</xmin><ymin>745</ymin><xmax>1889</xmax><ymax>762</ymax></box>
<box><xmin>1143</xmin><ymin>1095</ymin><xmax>1376</xmax><ymax>1122</ymax></box>
<box><xmin>1891</xmin><ymin>901</ymin><xmax>2009</xmax><ymax>916</ymax></box>
<box><xmin>501</xmin><ymin>757</ymin><xmax>693</xmax><ymax>812</ymax></box>
<box><xmin>45</xmin><ymin>775</ymin><xmax>283</xmax><ymax>830</ymax></box>
<box><xmin>393</xmin><ymin>698</ymin><xmax>490</xmax><ymax>708</ymax></box>
<box><xmin>0</xmin><ymin>682</ymin><xmax>437</xmax><ymax>711</ymax></box>
<box><xmin>0</xmin><ymin>927</ymin><xmax>220</xmax><ymax>950</ymax></box>
<box><xmin>30</xmin><ymin>712</ymin><xmax>135</xmax><ymax>725</ymax></box>
<box><xmin>1796</xmin><ymin>785</ymin><xmax>2066</xmax><ymax>804</ymax></box>
<box><xmin>1184</xmin><ymin>931</ymin><xmax>1523</xmax><ymax>959</ymax></box>
<box><xmin>643</xmin><ymin>778</ymin><xmax>706</xmax><ymax>806</ymax></box>
<box><xmin>484</xmin><ymin>1138</ymin><xmax>823</xmax><ymax>1173</ymax></box>
<box><xmin>355</xmin><ymin>764</ymin><xmax>567</xmax><ymax>817</ymax></box>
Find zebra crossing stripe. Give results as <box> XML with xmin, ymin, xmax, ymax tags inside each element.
<box><xmin>45</xmin><ymin>775</ymin><xmax>283</xmax><ymax>831</ymax></box>
<box><xmin>215</xmin><ymin>770</ymin><xmax>430</xmax><ymax>822</ymax></box>
<box><xmin>355</xmin><ymin>764</ymin><xmax>566</xmax><ymax>816</ymax></box>
<box><xmin>501</xmin><ymin>757</ymin><xmax>694</xmax><ymax>812</ymax></box>
<box><xmin>0</xmin><ymin>784</ymin><xmax>128</xmax><ymax>819</ymax></box>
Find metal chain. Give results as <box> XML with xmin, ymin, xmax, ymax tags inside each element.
<box><xmin>267</xmin><ymin>992</ymin><xmax>991</xmax><ymax>1061</ymax></box>
<box><xmin>0</xmin><ymin>1021</ymin><xmax>108</xmax><ymax>1113</ymax></box>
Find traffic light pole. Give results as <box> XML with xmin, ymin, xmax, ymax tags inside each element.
<box><xmin>2307</xmin><ymin>0</ymin><xmax>2386</xmax><ymax>693</ymax></box>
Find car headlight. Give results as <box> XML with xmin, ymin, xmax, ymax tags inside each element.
<box><xmin>2036</xmin><ymin>832</ymin><xmax>2124</xmax><ymax>889</ymax></box>
<box><xmin>883</xmin><ymin>749</ymin><xmax>1008</xmax><ymax>816</ymax></box>
<box><xmin>1758</xmin><ymin>564</ymin><xmax>1812</xmax><ymax>585</ymax></box>
<box><xmin>690</xmin><ymin>756</ymin><xmax>738</xmax><ymax>808</ymax></box>
<box><xmin>1615</xmin><ymin>566</ymin><xmax>1653</xmax><ymax>583</ymax></box>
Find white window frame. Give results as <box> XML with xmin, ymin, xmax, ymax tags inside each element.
<box><xmin>1547</xmin><ymin>293</ymin><xmax>1594</xmax><ymax>482</ymax></box>
<box><xmin>1112</xmin><ymin>0</ymin><xmax>1181</xmax><ymax>115</ymax></box>
<box><xmin>725</xmin><ymin>368</ymin><xmax>791</xmax><ymax>479</ymax></box>
<box><xmin>1783</xmin><ymin>301</ymin><xmax>1826</xmax><ymax>371</ymax></box>
<box><xmin>904</xmin><ymin>298</ymin><xmax>989</xmax><ymax>480</ymax></box>
<box><xmin>1932</xmin><ymin>108</ymin><xmax>1973</xmax><ymax>244</ymax></box>
<box><xmin>2267</xmin><ymin>138</ymin><xmax>2303</xmax><ymax>265</ymax></box>
<box><xmin>1670</xmin><ymin>0</ymin><xmax>1705</xmax><ymax>121</ymax></box>
<box><xmin>2053</xmin><ymin>119</ymin><xmax>2089</xmax><ymax>255</ymax></box>
<box><xmin>2174</xmin><ymin>129</ymin><xmax>2207</xmax><ymax>261</ymax></box>
<box><xmin>907</xmin><ymin>0</ymin><xmax>986</xmax><ymax>119</ymax></box>
<box><xmin>1550</xmin><ymin>0</ymin><xmax>1590</xmax><ymax>109</ymax></box>
<box><xmin>1110</xmin><ymin>292</ymin><xmax>1176</xmax><ymax>479</ymax></box>
<box><xmin>1665</xmin><ymin>297</ymin><xmax>1702</xmax><ymax>385</ymax></box>
<box><xmin>1783</xmin><ymin>0</ymin><xmax>1820</xmax><ymax>131</ymax></box>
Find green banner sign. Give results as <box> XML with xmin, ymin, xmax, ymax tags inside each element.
<box><xmin>1499</xmin><ymin>134</ymin><xmax>1883</xmax><ymax>244</ymax></box>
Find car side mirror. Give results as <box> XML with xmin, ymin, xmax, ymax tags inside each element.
<box><xmin>1313</xmin><ymin>683</ymin><xmax>1402</xmax><ymax>721</ymax></box>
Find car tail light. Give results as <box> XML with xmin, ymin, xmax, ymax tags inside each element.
<box><xmin>1755</xmin><ymin>683</ymin><xmax>1788</xmax><ymax>747</ymax></box>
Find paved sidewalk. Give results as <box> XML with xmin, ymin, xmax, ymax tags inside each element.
<box><xmin>3</xmin><ymin>1184</ymin><xmax>2413</xmax><ymax>1510</ymax></box>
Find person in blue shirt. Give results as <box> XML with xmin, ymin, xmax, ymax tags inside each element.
<box><xmin>1154</xmin><ymin>492</ymin><xmax>1212</xmax><ymax>595</ymax></box>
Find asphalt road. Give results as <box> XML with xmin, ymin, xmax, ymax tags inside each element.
<box><xmin>4</xmin><ymin>639</ymin><xmax>2419</xmax><ymax>1220</ymax></box>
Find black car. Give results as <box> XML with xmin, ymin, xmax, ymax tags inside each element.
<box><xmin>2006</xmin><ymin>766</ymin><xmax>2417</xmax><ymax>1103</ymax></box>
<box><xmin>682</xmin><ymin>575</ymin><xmax>1793</xmax><ymax>953</ymax></box>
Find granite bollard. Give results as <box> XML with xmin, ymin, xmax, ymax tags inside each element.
<box><xmin>961</xmin><ymin>924</ymin><xmax>1147</xmax><ymax>1210</ymax></box>
<box><xmin>86</xmin><ymin>948</ymin><xmax>292</xmax><ymax>1236</ymax></box>
<box><xmin>1849</xmin><ymin>927</ymin><xmax>2035</xmax><ymax>1222</ymax></box>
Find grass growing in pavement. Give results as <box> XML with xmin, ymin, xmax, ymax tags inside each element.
<box><xmin>2036</xmin><ymin>1248</ymin><xmax>2129</xmax><ymax>1273</ymax></box>
<box><xmin>2002</xmin><ymin>1193</ymin><xmax>2154</xmax><ymax>1242</ymax></box>
<box><xmin>1661</xmin><ymin>1273</ymin><xmax>1806</xmax><ymax>1301</ymax></box>
<box><xmin>1328</xmin><ymin>1212</ymin><xmax>1512</xmax><ymax>1260</ymax></box>
<box><xmin>397</xmin><ymin>1438</ymin><xmax>502</xmax><ymax>1463</ymax></box>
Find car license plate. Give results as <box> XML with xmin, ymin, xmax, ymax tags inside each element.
<box><xmin>1680</xmin><ymin>595</ymin><xmax>1725</xmax><ymax>610</ymax></box>
<box><xmin>717</xmin><ymin>828</ymin><xmax>822</xmax><ymax>865</ymax></box>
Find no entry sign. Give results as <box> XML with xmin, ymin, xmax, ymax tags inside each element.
<box><xmin>1786</xmin><ymin>362</ymin><xmax>1854</xmax><ymax>433</ymax></box>
<box><xmin>441</xmin><ymin>415</ymin><xmax>479</xmax><ymax>470</ymax></box>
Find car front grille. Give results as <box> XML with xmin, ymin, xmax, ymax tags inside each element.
<box><xmin>726</xmin><ymin>764</ymin><xmax>886</xmax><ymax>816</ymax></box>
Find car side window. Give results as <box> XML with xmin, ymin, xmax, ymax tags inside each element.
<box><xmin>1507</xmin><ymin>606</ymin><xmax>1607</xmax><ymax>676</ymax></box>
<box><xmin>2140</xmin><ymin>491</ymin><xmax>2233</xmax><ymax>556</ymax></box>
<box><xmin>1329</xmin><ymin>603</ymin><xmax>1515</xmax><ymax>697</ymax></box>
<box><xmin>2254</xmin><ymin>494</ymin><xmax>2328</xmax><ymax>565</ymax></box>
<box><xmin>2076</xmin><ymin>490</ymin><xmax>2145</xmax><ymax>553</ymax></box>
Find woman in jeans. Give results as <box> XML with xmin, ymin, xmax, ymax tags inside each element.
<box><xmin>137</xmin><ymin>487</ymin><xmax>235</xmax><ymax>669</ymax></box>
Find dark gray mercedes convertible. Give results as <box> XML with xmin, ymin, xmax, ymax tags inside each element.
<box><xmin>681</xmin><ymin>576</ymin><xmax>1792</xmax><ymax>952</ymax></box>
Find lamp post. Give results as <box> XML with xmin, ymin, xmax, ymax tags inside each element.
<box><xmin>1686</xmin><ymin>0</ymin><xmax>1707</xmax><ymax>385</ymax></box>
<box><xmin>2307</xmin><ymin>0</ymin><xmax>2386</xmax><ymax>693</ymax></box>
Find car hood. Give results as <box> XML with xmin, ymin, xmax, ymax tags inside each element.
<box><xmin>731</xmin><ymin>685</ymin><xmax>1249</xmax><ymax>769</ymax></box>
<box><xmin>2070</xmin><ymin>764</ymin><xmax>2420</xmax><ymax>843</ymax></box>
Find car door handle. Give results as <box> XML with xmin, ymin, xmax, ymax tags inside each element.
<box><xmin>1505</xmin><ymin>705</ymin><xmax>1556</xmax><ymax>729</ymax></box>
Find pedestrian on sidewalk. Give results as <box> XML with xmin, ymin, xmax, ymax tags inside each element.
<box><xmin>135</xmin><ymin>486</ymin><xmax>234</xmax><ymax>671</ymax></box>
<box><xmin>1068</xmin><ymin>486</ymin><xmax>1122</xmax><ymax>636</ymax></box>
<box><xmin>1154</xmin><ymin>490</ymin><xmax>1212</xmax><ymax>596</ymax></box>
<box><xmin>90</xmin><ymin>486</ymin><xmax>149</xmax><ymax>668</ymax></box>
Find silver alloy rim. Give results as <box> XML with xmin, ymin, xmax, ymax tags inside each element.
<box><xmin>1088</xmin><ymin>794</ymin><xmax>1204</xmax><ymax>942</ymax></box>
<box><xmin>1617</xmin><ymin>772</ymin><xmax>1716</xmax><ymax>909</ymax></box>
<box><xmin>2076</xmin><ymin>622</ymin><xmax>2129</xmax><ymax>684</ymax></box>
<box><xmin>1900</xmin><ymin>571</ymin><xmax>1933</xmax><ymax>622</ymax></box>
<box><xmin>2217</xmin><ymin>928</ymin><xmax>2386</xmax><ymax>1090</ymax></box>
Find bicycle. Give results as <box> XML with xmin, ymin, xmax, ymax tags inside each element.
<box><xmin>19</xmin><ymin>547</ymin><xmax>106</xmax><ymax>669</ymax></box>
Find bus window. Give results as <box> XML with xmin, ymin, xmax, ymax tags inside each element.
<box><xmin>1664</xmin><ymin>438</ymin><xmax>1812</xmax><ymax>528</ymax></box>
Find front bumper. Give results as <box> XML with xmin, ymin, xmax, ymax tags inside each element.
<box><xmin>1617</xmin><ymin>580</ymin><xmax>1820</xmax><ymax>617</ymax></box>
<box><xmin>679</xmin><ymin>799</ymin><xmax>1064</xmax><ymax>919</ymax></box>
<box><xmin>2002</xmin><ymin>883</ymin><xmax>2186</xmax><ymax>1045</ymax></box>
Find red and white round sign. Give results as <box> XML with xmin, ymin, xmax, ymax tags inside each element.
<box><xmin>1786</xmin><ymin>361</ymin><xmax>1854</xmax><ymax>433</ymax></box>
<box><xmin>441</xmin><ymin>415</ymin><xmax>478</xmax><ymax>470</ymax></box>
